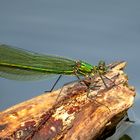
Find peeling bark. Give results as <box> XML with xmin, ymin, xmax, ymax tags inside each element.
<box><xmin>0</xmin><ymin>61</ymin><xmax>135</xmax><ymax>140</ymax></box>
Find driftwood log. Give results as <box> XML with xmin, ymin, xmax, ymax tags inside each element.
<box><xmin>0</xmin><ymin>61</ymin><xmax>135</xmax><ymax>140</ymax></box>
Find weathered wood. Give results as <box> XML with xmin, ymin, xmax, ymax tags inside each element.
<box><xmin>0</xmin><ymin>61</ymin><xmax>135</xmax><ymax>140</ymax></box>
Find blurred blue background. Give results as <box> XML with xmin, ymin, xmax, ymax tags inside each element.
<box><xmin>0</xmin><ymin>0</ymin><xmax>140</xmax><ymax>139</ymax></box>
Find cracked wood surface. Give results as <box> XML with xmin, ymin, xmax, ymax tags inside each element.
<box><xmin>0</xmin><ymin>61</ymin><xmax>135</xmax><ymax>140</ymax></box>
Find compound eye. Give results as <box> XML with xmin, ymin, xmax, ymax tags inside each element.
<box><xmin>99</xmin><ymin>60</ymin><xmax>105</xmax><ymax>66</ymax></box>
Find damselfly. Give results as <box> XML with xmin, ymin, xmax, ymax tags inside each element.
<box><xmin>0</xmin><ymin>44</ymin><xmax>110</xmax><ymax>90</ymax></box>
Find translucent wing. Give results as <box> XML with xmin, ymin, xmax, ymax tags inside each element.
<box><xmin>0</xmin><ymin>44</ymin><xmax>76</xmax><ymax>81</ymax></box>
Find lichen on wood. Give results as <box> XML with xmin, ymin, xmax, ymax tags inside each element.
<box><xmin>0</xmin><ymin>61</ymin><xmax>135</xmax><ymax>140</ymax></box>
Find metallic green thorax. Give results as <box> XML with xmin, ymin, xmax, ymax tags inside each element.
<box><xmin>75</xmin><ymin>61</ymin><xmax>93</xmax><ymax>75</ymax></box>
<box><xmin>0</xmin><ymin>44</ymin><xmax>107</xmax><ymax>81</ymax></box>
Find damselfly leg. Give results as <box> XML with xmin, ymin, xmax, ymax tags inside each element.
<box><xmin>45</xmin><ymin>75</ymin><xmax>62</xmax><ymax>92</ymax></box>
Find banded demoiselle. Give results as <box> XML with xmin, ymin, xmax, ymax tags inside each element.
<box><xmin>0</xmin><ymin>44</ymin><xmax>109</xmax><ymax>89</ymax></box>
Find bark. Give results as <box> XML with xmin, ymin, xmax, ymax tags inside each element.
<box><xmin>0</xmin><ymin>61</ymin><xmax>135</xmax><ymax>140</ymax></box>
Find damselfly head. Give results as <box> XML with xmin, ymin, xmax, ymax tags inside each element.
<box><xmin>97</xmin><ymin>60</ymin><xmax>108</xmax><ymax>75</ymax></box>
